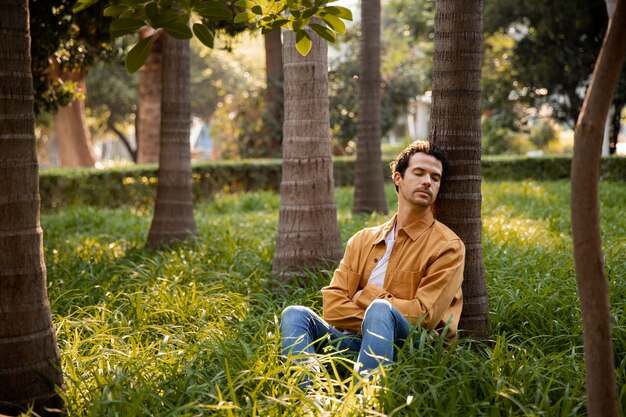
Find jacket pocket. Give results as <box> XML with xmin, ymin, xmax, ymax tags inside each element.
<box><xmin>391</xmin><ymin>269</ymin><xmax>424</xmax><ymax>299</ymax></box>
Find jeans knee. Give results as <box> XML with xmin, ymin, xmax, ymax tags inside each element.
<box><xmin>281</xmin><ymin>305</ymin><xmax>313</xmax><ymax>331</ymax></box>
<box><xmin>364</xmin><ymin>299</ymin><xmax>393</xmax><ymax>318</ymax></box>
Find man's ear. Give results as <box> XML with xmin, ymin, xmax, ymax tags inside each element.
<box><xmin>393</xmin><ymin>171</ymin><xmax>401</xmax><ymax>188</ymax></box>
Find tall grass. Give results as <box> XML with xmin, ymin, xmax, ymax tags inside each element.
<box><xmin>37</xmin><ymin>181</ymin><xmax>626</xmax><ymax>416</ymax></box>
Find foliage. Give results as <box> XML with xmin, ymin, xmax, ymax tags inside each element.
<box><xmin>42</xmin><ymin>181</ymin><xmax>626</xmax><ymax>415</ymax></box>
<box><xmin>327</xmin><ymin>1</ymin><xmax>431</xmax><ymax>150</ymax></box>
<box><xmin>481</xmin><ymin>115</ymin><xmax>533</xmax><ymax>156</ymax></box>
<box><xmin>483</xmin><ymin>0</ymin><xmax>625</xmax><ymax>125</ymax></box>
<box><xmin>529</xmin><ymin>120</ymin><xmax>557</xmax><ymax>149</ymax></box>
<box><xmin>73</xmin><ymin>0</ymin><xmax>353</xmax><ymax>72</ymax></box>
<box><xmin>85</xmin><ymin>54</ymin><xmax>139</xmax><ymax>138</ymax></box>
<box><xmin>30</xmin><ymin>0</ymin><xmax>115</xmax><ymax>114</ymax></box>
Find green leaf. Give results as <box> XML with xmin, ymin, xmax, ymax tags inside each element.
<box><xmin>234</xmin><ymin>11</ymin><xmax>255</xmax><ymax>23</ymax></box>
<box><xmin>103</xmin><ymin>5</ymin><xmax>129</xmax><ymax>17</ymax></box>
<box><xmin>251</xmin><ymin>5</ymin><xmax>263</xmax><ymax>14</ymax></box>
<box><xmin>234</xmin><ymin>0</ymin><xmax>254</xmax><ymax>7</ymax></box>
<box><xmin>150</xmin><ymin>10</ymin><xmax>179</xmax><ymax>27</ymax></box>
<box><xmin>324</xmin><ymin>5</ymin><xmax>352</xmax><ymax>20</ymax></box>
<box><xmin>125</xmin><ymin>35</ymin><xmax>154</xmax><ymax>73</ymax></box>
<box><xmin>110</xmin><ymin>18</ymin><xmax>145</xmax><ymax>38</ymax></box>
<box><xmin>310</xmin><ymin>23</ymin><xmax>336</xmax><ymax>42</ymax></box>
<box><xmin>144</xmin><ymin>2</ymin><xmax>159</xmax><ymax>19</ymax></box>
<box><xmin>295</xmin><ymin>30</ymin><xmax>312</xmax><ymax>56</ymax></box>
<box><xmin>192</xmin><ymin>23</ymin><xmax>214</xmax><ymax>48</ymax></box>
<box><xmin>163</xmin><ymin>22</ymin><xmax>193</xmax><ymax>39</ymax></box>
<box><xmin>194</xmin><ymin>1</ymin><xmax>234</xmax><ymax>20</ymax></box>
<box><xmin>318</xmin><ymin>12</ymin><xmax>345</xmax><ymax>34</ymax></box>
<box><xmin>72</xmin><ymin>0</ymin><xmax>101</xmax><ymax>12</ymax></box>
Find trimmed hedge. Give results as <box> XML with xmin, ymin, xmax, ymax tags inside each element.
<box><xmin>39</xmin><ymin>156</ymin><xmax>626</xmax><ymax>210</ymax></box>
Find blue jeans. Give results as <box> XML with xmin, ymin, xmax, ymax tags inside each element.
<box><xmin>280</xmin><ymin>299</ymin><xmax>410</xmax><ymax>380</ymax></box>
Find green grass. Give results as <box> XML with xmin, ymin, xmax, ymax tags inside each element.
<box><xmin>38</xmin><ymin>181</ymin><xmax>626</xmax><ymax>416</ymax></box>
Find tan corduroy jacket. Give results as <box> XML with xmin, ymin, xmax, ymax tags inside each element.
<box><xmin>322</xmin><ymin>210</ymin><xmax>465</xmax><ymax>334</ymax></box>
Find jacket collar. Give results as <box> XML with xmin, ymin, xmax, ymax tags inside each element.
<box><xmin>374</xmin><ymin>210</ymin><xmax>435</xmax><ymax>243</ymax></box>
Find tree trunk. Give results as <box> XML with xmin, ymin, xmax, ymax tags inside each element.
<box><xmin>272</xmin><ymin>23</ymin><xmax>343</xmax><ymax>280</ymax></box>
<box><xmin>571</xmin><ymin>1</ymin><xmax>626</xmax><ymax>415</ymax></box>
<box><xmin>137</xmin><ymin>28</ymin><xmax>163</xmax><ymax>164</ymax></box>
<box><xmin>263</xmin><ymin>29</ymin><xmax>284</xmax><ymax>156</ymax></box>
<box><xmin>353</xmin><ymin>0</ymin><xmax>388</xmax><ymax>214</ymax></box>
<box><xmin>51</xmin><ymin>71</ymin><xmax>97</xmax><ymax>168</ymax></box>
<box><xmin>0</xmin><ymin>2</ymin><xmax>65</xmax><ymax>415</ymax></box>
<box><xmin>146</xmin><ymin>33</ymin><xmax>197</xmax><ymax>248</ymax></box>
<box><xmin>430</xmin><ymin>0</ymin><xmax>489</xmax><ymax>338</ymax></box>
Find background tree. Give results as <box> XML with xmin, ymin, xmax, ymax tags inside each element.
<box><xmin>272</xmin><ymin>21</ymin><xmax>344</xmax><ymax>279</ymax></box>
<box><xmin>0</xmin><ymin>1</ymin><xmax>65</xmax><ymax>414</ymax></box>
<box><xmin>483</xmin><ymin>0</ymin><xmax>626</xmax><ymax>150</ymax></box>
<box><xmin>136</xmin><ymin>28</ymin><xmax>163</xmax><ymax>164</ymax></box>
<box><xmin>570</xmin><ymin>0</ymin><xmax>626</xmax><ymax>415</ymax></box>
<box><xmin>146</xmin><ymin>33</ymin><xmax>198</xmax><ymax>248</ymax></box>
<box><xmin>30</xmin><ymin>0</ymin><xmax>113</xmax><ymax>167</ymax></box>
<box><xmin>352</xmin><ymin>0</ymin><xmax>387</xmax><ymax>214</ymax></box>
<box><xmin>430</xmin><ymin>0</ymin><xmax>489</xmax><ymax>338</ymax></box>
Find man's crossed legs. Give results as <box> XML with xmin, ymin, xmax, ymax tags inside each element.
<box><xmin>280</xmin><ymin>299</ymin><xmax>410</xmax><ymax>385</ymax></box>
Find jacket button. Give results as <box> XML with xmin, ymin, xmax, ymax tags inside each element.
<box><xmin>373</xmin><ymin>258</ymin><xmax>378</xmax><ymax>263</ymax></box>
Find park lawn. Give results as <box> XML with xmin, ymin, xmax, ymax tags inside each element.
<box><xmin>41</xmin><ymin>180</ymin><xmax>626</xmax><ymax>416</ymax></box>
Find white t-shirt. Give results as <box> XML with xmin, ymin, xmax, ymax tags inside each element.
<box><xmin>367</xmin><ymin>222</ymin><xmax>396</xmax><ymax>288</ymax></box>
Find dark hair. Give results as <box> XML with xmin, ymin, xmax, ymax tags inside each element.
<box><xmin>389</xmin><ymin>141</ymin><xmax>449</xmax><ymax>192</ymax></box>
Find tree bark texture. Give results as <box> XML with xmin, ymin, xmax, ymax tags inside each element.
<box><xmin>137</xmin><ymin>28</ymin><xmax>163</xmax><ymax>164</ymax></box>
<box><xmin>264</xmin><ymin>29</ymin><xmax>284</xmax><ymax>156</ymax></box>
<box><xmin>272</xmin><ymin>23</ymin><xmax>343</xmax><ymax>280</ymax></box>
<box><xmin>51</xmin><ymin>69</ymin><xmax>97</xmax><ymax>168</ymax></box>
<box><xmin>430</xmin><ymin>0</ymin><xmax>489</xmax><ymax>338</ymax></box>
<box><xmin>571</xmin><ymin>1</ymin><xmax>626</xmax><ymax>415</ymax></box>
<box><xmin>0</xmin><ymin>2</ymin><xmax>65</xmax><ymax>415</ymax></box>
<box><xmin>353</xmin><ymin>0</ymin><xmax>388</xmax><ymax>215</ymax></box>
<box><xmin>146</xmin><ymin>33</ymin><xmax>197</xmax><ymax>248</ymax></box>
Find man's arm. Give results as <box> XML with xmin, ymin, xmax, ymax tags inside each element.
<box><xmin>352</xmin><ymin>239</ymin><xmax>464</xmax><ymax>329</ymax></box>
<box><xmin>321</xmin><ymin>236</ymin><xmax>366</xmax><ymax>333</ymax></box>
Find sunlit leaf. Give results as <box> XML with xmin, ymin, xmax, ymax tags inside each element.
<box><xmin>192</xmin><ymin>23</ymin><xmax>214</xmax><ymax>48</ymax></box>
<box><xmin>110</xmin><ymin>18</ymin><xmax>145</xmax><ymax>38</ymax></box>
<box><xmin>125</xmin><ymin>35</ymin><xmax>154</xmax><ymax>73</ymax></box>
<box><xmin>318</xmin><ymin>12</ymin><xmax>345</xmax><ymax>34</ymax></box>
<box><xmin>163</xmin><ymin>22</ymin><xmax>193</xmax><ymax>39</ymax></box>
<box><xmin>234</xmin><ymin>11</ymin><xmax>255</xmax><ymax>23</ymax></box>
<box><xmin>295</xmin><ymin>29</ymin><xmax>311</xmax><ymax>56</ymax></box>
<box><xmin>310</xmin><ymin>23</ymin><xmax>335</xmax><ymax>42</ymax></box>
<box><xmin>324</xmin><ymin>5</ymin><xmax>352</xmax><ymax>20</ymax></box>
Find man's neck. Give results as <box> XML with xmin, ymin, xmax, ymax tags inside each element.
<box><xmin>395</xmin><ymin>204</ymin><xmax>432</xmax><ymax>233</ymax></box>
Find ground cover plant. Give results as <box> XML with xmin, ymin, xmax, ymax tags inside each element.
<box><xmin>41</xmin><ymin>181</ymin><xmax>626</xmax><ymax>416</ymax></box>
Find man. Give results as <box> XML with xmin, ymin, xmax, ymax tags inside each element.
<box><xmin>280</xmin><ymin>140</ymin><xmax>465</xmax><ymax>380</ymax></box>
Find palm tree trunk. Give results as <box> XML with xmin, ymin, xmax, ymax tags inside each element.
<box><xmin>146</xmin><ymin>33</ymin><xmax>197</xmax><ymax>248</ymax></box>
<box><xmin>571</xmin><ymin>1</ymin><xmax>626</xmax><ymax>415</ymax></box>
<box><xmin>137</xmin><ymin>28</ymin><xmax>162</xmax><ymax>164</ymax></box>
<box><xmin>430</xmin><ymin>0</ymin><xmax>489</xmax><ymax>338</ymax></box>
<box><xmin>272</xmin><ymin>23</ymin><xmax>343</xmax><ymax>280</ymax></box>
<box><xmin>0</xmin><ymin>2</ymin><xmax>64</xmax><ymax>415</ymax></box>
<box><xmin>353</xmin><ymin>0</ymin><xmax>388</xmax><ymax>214</ymax></box>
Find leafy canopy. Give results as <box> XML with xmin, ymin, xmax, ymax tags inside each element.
<box><xmin>73</xmin><ymin>0</ymin><xmax>353</xmax><ymax>72</ymax></box>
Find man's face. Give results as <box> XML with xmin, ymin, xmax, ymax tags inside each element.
<box><xmin>393</xmin><ymin>152</ymin><xmax>443</xmax><ymax>209</ymax></box>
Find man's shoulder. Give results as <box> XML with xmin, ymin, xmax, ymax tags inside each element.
<box><xmin>431</xmin><ymin>219</ymin><xmax>464</xmax><ymax>246</ymax></box>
